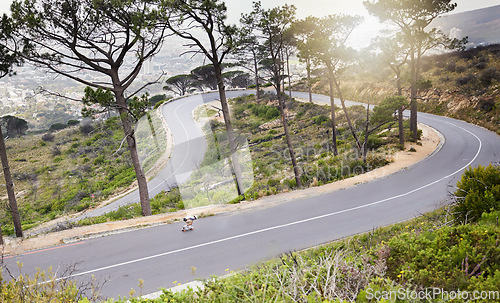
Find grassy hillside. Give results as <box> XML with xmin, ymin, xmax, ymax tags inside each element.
<box><xmin>229</xmin><ymin>93</ymin><xmax>400</xmax><ymax>196</ymax></box>
<box><xmin>0</xmin><ymin>118</ymin><xmax>136</xmax><ymax>235</ymax></box>
<box><xmin>0</xmin><ymin>108</ymin><xmax>169</xmax><ymax>235</ymax></box>
<box><xmin>417</xmin><ymin>44</ymin><xmax>500</xmax><ymax>133</ymax></box>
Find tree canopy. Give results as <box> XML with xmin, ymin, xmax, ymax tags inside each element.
<box><xmin>364</xmin><ymin>0</ymin><xmax>464</xmax><ymax>140</ymax></box>
<box><xmin>164</xmin><ymin>74</ymin><xmax>195</xmax><ymax>96</ymax></box>
<box><xmin>0</xmin><ymin>14</ymin><xmax>22</xmax><ymax>79</ymax></box>
<box><xmin>371</xmin><ymin>96</ymin><xmax>408</xmax><ymax>125</ymax></box>
<box><xmin>7</xmin><ymin>0</ymin><xmax>174</xmax><ymax>216</ymax></box>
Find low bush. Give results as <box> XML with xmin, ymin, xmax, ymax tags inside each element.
<box><xmin>41</xmin><ymin>133</ymin><xmax>55</xmax><ymax>142</ymax></box>
<box><xmin>67</xmin><ymin>119</ymin><xmax>80</xmax><ymax>126</ymax></box>
<box><xmin>0</xmin><ymin>264</ymin><xmax>104</xmax><ymax>302</ymax></box>
<box><xmin>312</xmin><ymin>114</ymin><xmax>329</xmax><ymax>125</ymax></box>
<box><xmin>79</xmin><ymin>123</ymin><xmax>93</xmax><ymax>135</ymax></box>
<box><xmin>453</xmin><ymin>164</ymin><xmax>500</xmax><ymax>224</ymax></box>
<box><xmin>49</xmin><ymin>123</ymin><xmax>67</xmax><ymax>132</ymax></box>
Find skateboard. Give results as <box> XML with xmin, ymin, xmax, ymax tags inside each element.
<box><xmin>182</xmin><ymin>225</ymin><xmax>194</xmax><ymax>232</ymax></box>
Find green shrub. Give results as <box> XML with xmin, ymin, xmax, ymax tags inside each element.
<box><xmin>453</xmin><ymin>164</ymin><xmax>500</xmax><ymax>224</ymax></box>
<box><xmin>283</xmin><ymin>178</ymin><xmax>297</xmax><ymax>189</ymax></box>
<box><xmin>267</xmin><ymin>178</ymin><xmax>280</xmax><ymax>188</ymax></box>
<box><xmin>67</xmin><ymin>119</ymin><xmax>80</xmax><ymax>126</ymax></box>
<box><xmin>246</xmin><ymin>103</ymin><xmax>280</xmax><ymax>120</ymax></box>
<box><xmin>80</xmin><ymin>123</ymin><xmax>93</xmax><ymax>135</ymax></box>
<box><xmin>93</xmin><ymin>155</ymin><xmax>106</xmax><ymax>165</ymax></box>
<box><xmin>0</xmin><ymin>265</ymin><xmax>103</xmax><ymax>302</ymax></box>
<box><xmin>312</xmin><ymin>114</ymin><xmax>329</xmax><ymax>125</ymax></box>
<box><xmin>49</xmin><ymin>122</ymin><xmax>67</xmax><ymax>132</ymax></box>
<box><xmin>366</xmin><ymin>155</ymin><xmax>390</xmax><ymax>168</ymax></box>
<box><xmin>367</xmin><ymin>134</ymin><xmax>384</xmax><ymax>149</ymax></box>
<box><xmin>92</xmin><ymin>133</ymin><xmax>104</xmax><ymax>142</ymax></box>
<box><xmin>387</xmin><ymin>222</ymin><xmax>500</xmax><ymax>291</ymax></box>
<box><xmin>228</xmin><ymin>195</ymin><xmax>244</xmax><ymax>204</ymax></box>
<box><xmin>479</xmin><ymin>67</ymin><xmax>500</xmax><ymax>86</ymax></box>
<box><xmin>149</xmin><ymin>188</ymin><xmax>184</xmax><ymax>214</ymax></box>
<box><xmin>41</xmin><ymin>133</ymin><xmax>55</xmax><ymax>142</ymax></box>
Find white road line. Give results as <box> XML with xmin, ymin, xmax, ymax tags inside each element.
<box><xmin>54</xmin><ymin>118</ymin><xmax>483</xmax><ymax>283</ymax></box>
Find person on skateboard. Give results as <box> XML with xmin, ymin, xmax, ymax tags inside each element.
<box><xmin>182</xmin><ymin>215</ymin><xmax>197</xmax><ymax>231</ymax></box>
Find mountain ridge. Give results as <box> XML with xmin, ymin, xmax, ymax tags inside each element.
<box><xmin>431</xmin><ymin>4</ymin><xmax>500</xmax><ymax>46</ymax></box>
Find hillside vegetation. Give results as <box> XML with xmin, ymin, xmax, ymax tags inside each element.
<box><xmin>0</xmin><ymin>118</ymin><xmax>135</xmax><ymax>235</ymax></box>
<box><xmin>228</xmin><ymin>93</ymin><xmax>402</xmax><ymax>197</ymax></box>
<box><xmin>297</xmin><ymin>44</ymin><xmax>500</xmax><ymax>135</ymax></box>
<box><xmin>417</xmin><ymin>44</ymin><xmax>500</xmax><ymax>133</ymax></box>
<box><xmin>0</xmin><ymin>106</ymin><xmax>171</xmax><ymax>235</ymax></box>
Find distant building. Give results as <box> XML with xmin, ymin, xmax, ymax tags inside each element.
<box><xmin>142</xmin><ymin>59</ymin><xmax>154</xmax><ymax>75</ymax></box>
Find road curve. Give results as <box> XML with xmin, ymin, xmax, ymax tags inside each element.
<box><xmin>76</xmin><ymin>90</ymin><xmax>256</xmax><ymax>219</ymax></box>
<box><xmin>3</xmin><ymin>91</ymin><xmax>499</xmax><ymax>299</ymax></box>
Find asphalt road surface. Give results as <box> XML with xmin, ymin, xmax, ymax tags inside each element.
<box><xmin>3</xmin><ymin>90</ymin><xmax>499</xmax><ymax>300</ymax></box>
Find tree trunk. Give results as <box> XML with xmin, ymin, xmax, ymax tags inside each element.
<box><xmin>277</xmin><ymin>82</ymin><xmax>302</xmax><ymax>188</ymax></box>
<box><xmin>306</xmin><ymin>57</ymin><xmax>312</xmax><ymax>103</ymax></box>
<box><xmin>413</xmin><ymin>40</ymin><xmax>423</xmax><ymax>141</ymax></box>
<box><xmin>115</xmin><ymin>93</ymin><xmax>151</xmax><ymax>216</ymax></box>
<box><xmin>362</xmin><ymin>102</ymin><xmax>370</xmax><ymax>164</ymax></box>
<box><xmin>396</xmin><ymin>70</ymin><xmax>402</xmax><ymax>96</ymax></box>
<box><xmin>214</xmin><ymin>63</ymin><xmax>246</xmax><ymax>196</ymax></box>
<box><xmin>286</xmin><ymin>51</ymin><xmax>292</xmax><ymax>109</ymax></box>
<box><xmin>263</xmin><ymin>28</ymin><xmax>302</xmax><ymax>188</ymax></box>
<box><xmin>0</xmin><ymin>125</ymin><xmax>23</xmax><ymax>238</ymax></box>
<box><xmin>398</xmin><ymin>108</ymin><xmax>404</xmax><ymax>147</ymax></box>
<box><xmin>0</xmin><ymin>226</ymin><xmax>3</xmax><ymax>245</ymax></box>
<box><xmin>332</xmin><ymin>72</ymin><xmax>362</xmax><ymax>152</ymax></box>
<box><xmin>272</xmin><ymin>48</ymin><xmax>301</xmax><ymax>188</ymax></box>
<box><xmin>253</xmin><ymin>52</ymin><xmax>260</xmax><ymax>100</ymax></box>
<box><xmin>409</xmin><ymin>49</ymin><xmax>418</xmax><ymax>140</ymax></box>
<box><xmin>410</xmin><ymin>87</ymin><xmax>418</xmax><ymax>140</ymax></box>
<box><xmin>396</xmin><ymin>69</ymin><xmax>405</xmax><ymax>147</ymax></box>
<box><xmin>327</xmin><ymin>68</ymin><xmax>338</xmax><ymax>156</ymax></box>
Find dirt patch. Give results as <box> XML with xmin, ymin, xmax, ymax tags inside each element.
<box><xmin>1</xmin><ymin>123</ymin><xmax>442</xmax><ymax>256</ymax></box>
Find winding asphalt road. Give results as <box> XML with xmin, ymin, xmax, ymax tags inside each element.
<box><xmin>3</xmin><ymin>91</ymin><xmax>499</xmax><ymax>299</ymax></box>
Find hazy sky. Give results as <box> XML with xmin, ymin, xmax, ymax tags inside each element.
<box><xmin>1</xmin><ymin>0</ymin><xmax>499</xmax><ymax>48</ymax></box>
<box><xmin>2</xmin><ymin>0</ymin><xmax>500</xmax><ymax>16</ymax></box>
<box><xmin>225</xmin><ymin>0</ymin><xmax>500</xmax><ymax>23</ymax></box>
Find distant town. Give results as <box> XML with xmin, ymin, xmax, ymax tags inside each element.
<box><xmin>0</xmin><ymin>36</ymin><xmax>209</xmax><ymax>130</ymax></box>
